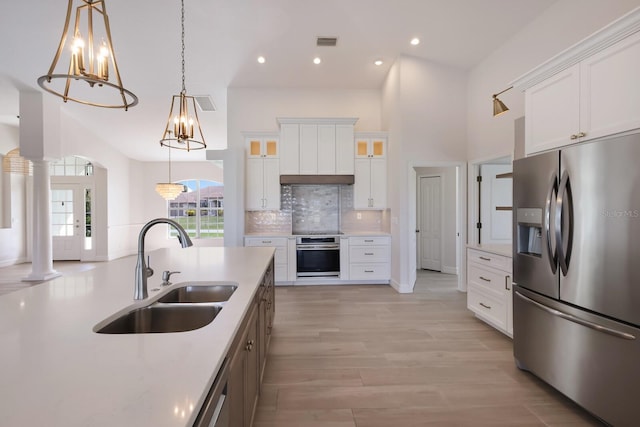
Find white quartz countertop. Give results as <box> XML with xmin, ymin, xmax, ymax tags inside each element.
<box><xmin>0</xmin><ymin>246</ymin><xmax>274</xmax><ymax>427</ymax></box>
<box><xmin>467</xmin><ymin>243</ymin><xmax>513</xmax><ymax>258</ymax></box>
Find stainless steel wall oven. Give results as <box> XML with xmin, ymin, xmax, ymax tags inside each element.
<box><xmin>296</xmin><ymin>236</ymin><xmax>340</xmax><ymax>278</ymax></box>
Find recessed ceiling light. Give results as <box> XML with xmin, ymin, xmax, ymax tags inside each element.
<box><xmin>257</xmin><ymin>56</ymin><xmax>266</xmax><ymax>64</ymax></box>
<box><xmin>374</xmin><ymin>59</ymin><xmax>383</xmax><ymax>66</ymax></box>
<box><xmin>313</xmin><ymin>57</ymin><xmax>322</xmax><ymax>65</ymax></box>
<box><xmin>410</xmin><ymin>37</ymin><xmax>420</xmax><ymax>46</ymax></box>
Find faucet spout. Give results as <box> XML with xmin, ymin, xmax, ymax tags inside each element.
<box><xmin>134</xmin><ymin>218</ymin><xmax>193</xmax><ymax>300</ymax></box>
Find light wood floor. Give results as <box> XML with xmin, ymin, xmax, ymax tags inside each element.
<box><xmin>254</xmin><ymin>271</ymin><xmax>603</xmax><ymax>427</ymax></box>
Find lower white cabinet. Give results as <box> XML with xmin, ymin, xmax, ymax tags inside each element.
<box><xmin>466</xmin><ymin>247</ymin><xmax>513</xmax><ymax>336</ymax></box>
<box><xmin>244</xmin><ymin>237</ymin><xmax>289</xmax><ymax>283</ymax></box>
<box><xmin>348</xmin><ymin>236</ymin><xmax>391</xmax><ymax>281</ymax></box>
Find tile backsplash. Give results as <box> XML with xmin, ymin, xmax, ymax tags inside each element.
<box><xmin>245</xmin><ymin>184</ymin><xmax>389</xmax><ymax>234</ymax></box>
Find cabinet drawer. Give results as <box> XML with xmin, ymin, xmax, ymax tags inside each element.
<box><xmin>350</xmin><ymin>263</ymin><xmax>390</xmax><ymax>280</ymax></box>
<box><xmin>349</xmin><ymin>236</ymin><xmax>390</xmax><ymax>246</ymax></box>
<box><xmin>468</xmin><ymin>264</ymin><xmax>509</xmax><ymax>295</ymax></box>
<box><xmin>467</xmin><ymin>249</ymin><xmax>511</xmax><ymax>272</ymax></box>
<box><xmin>244</xmin><ymin>237</ymin><xmax>288</xmax><ymax>265</ymax></box>
<box><xmin>467</xmin><ymin>285</ymin><xmax>507</xmax><ymax>330</ymax></box>
<box><xmin>349</xmin><ymin>245</ymin><xmax>390</xmax><ymax>263</ymax></box>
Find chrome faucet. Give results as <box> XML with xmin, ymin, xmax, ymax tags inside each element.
<box><xmin>134</xmin><ymin>218</ymin><xmax>193</xmax><ymax>300</ymax></box>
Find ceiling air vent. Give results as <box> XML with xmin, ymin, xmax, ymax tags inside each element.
<box><xmin>316</xmin><ymin>37</ymin><xmax>338</xmax><ymax>47</ymax></box>
<box><xmin>194</xmin><ymin>95</ymin><xmax>216</xmax><ymax>112</ymax></box>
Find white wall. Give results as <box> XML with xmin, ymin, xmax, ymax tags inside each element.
<box><xmin>467</xmin><ymin>0</ymin><xmax>640</xmax><ymax>162</ymax></box>
<box><xmin>0</xmin><ymin>124</ymin><xmax>27</xmax><ymax>267</ymax></box>
<box><xmin>225</xmin><ymin>88</ymin><xmax>382</xmax><ymax>246</ymax></box>
<box><xmin>382</xmin><ymin>55</ymin><xmax>468</xmax><ymax>292</ymax></box>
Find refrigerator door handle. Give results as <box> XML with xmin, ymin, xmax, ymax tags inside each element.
<box><xmin>545</xmin><ymin>175</ymin><xmax>558</xmax><ymax>274</ymax></box>
<box><xmin>555</xmin><ymin>171</ymin><xmax>573</xmax><ymax>276</ymax></box>
<box><xmin>515</xmin><ymin>291</ymin><xmax>636</xmax><ymax>340</ymax></box>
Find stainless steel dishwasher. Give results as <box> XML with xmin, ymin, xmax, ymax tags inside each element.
<box><xmin>193</xmin><ymin>358</ymin><xmax>229</xmax><ymax>427</ymax></box>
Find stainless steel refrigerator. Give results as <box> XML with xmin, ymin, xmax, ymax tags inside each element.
<box><xmin>513</xmin><ymin>132</ymin><xmax>640</xmax><ymax>426</ymax></box>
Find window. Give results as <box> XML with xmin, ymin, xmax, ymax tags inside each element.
<box><xmin>50</xmin><ymin>156</ymin><xmax>93</xmax><ymax>176</ymax></box>
<box><xmin>168</xmin><ymin>180</ymin><xmax>224</xmax><ymax>238</ymax></box>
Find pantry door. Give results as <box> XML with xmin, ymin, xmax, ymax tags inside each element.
<box><xmin>51</xmin><ymin>184</ymin><xmax>84</xmax><ymax>260</ymax></box>
<box><xmin>419</xmin><ymin>176</ymin><xmax>442</xmax><ymax>271</ymax></box>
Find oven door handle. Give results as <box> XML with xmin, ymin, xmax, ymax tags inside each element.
<box><xmin>297</xmin><ymin>245</ymin><xmax>340</xmax><ymax>250</ymax></box>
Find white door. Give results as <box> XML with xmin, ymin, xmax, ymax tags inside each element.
<box><xmin>419</xmin><ymin>176</ymin><xmax>442</xmax><ymax>271</ymax></box>
<box><xmin>51</xmin><ymin>184</ymin><xmax>84</xmax><ymax>260</ymax></box>
<box><xmin>480</xmin><ymin>164</ymin><xmax>512</xmax><ymax>244</ymax></box>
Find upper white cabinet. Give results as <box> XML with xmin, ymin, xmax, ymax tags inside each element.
<box><xmin>355</xmin><ymin>135</ymin><xmax>386</xmax><ymax>159</ymax></box>
<box><xmin>244</xmin><ymin>133</ymin><xmax>280</xmax><ymax>210</ymax></box>
<box><xmin>277</xmin><ymin>118</ymin><xmax>357</xmax><ymax>175</ymax></box>
<box><xmin>513</xmin><ymin>8</ymin><xmax>640</xmax><ymax>155</ymax></box>
<box><xmin>246</xmin><ymin>135</ymin><xmax>279</xmax><ymax>158</ymax></box>
<box><xmin>279</xmin><ymin>123</ymin><xmax>300</xmax><ymax>175</ymax></box>
<box><xmin>354</xmin><ymin>133</ymin><xmax>387</xmax><ymax>209</ymax></box>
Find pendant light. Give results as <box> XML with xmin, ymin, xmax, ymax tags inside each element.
<box><xmin>37</xmin><ymin>0</ymin><xmax>138</xmax><ymax>110</ymax></box>
<box><xmin>159</xmin><ymin>0</ymin><xmax>206</xmax><ymax>151</ymax></box>
<box><xmin>156</xmin><ymin>135</ymin><xmax>184</xmax><ymax>200</ymax></box>
<box><xmin>2</xmin><ymin>148</ymin><xmax>32</xmax><ymax>175</ymax></box>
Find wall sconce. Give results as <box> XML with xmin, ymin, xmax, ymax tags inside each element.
<box><xmin>492</xmin><ymin>86</ymin><xmax>513</xmax><ymax>117</ymax></box>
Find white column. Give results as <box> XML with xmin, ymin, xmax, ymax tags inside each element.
<box><xmin>23</xmin><ymin>160</ymin><xmax>60</xmax><ymax>281</ymax></box>
<box><xmin>19</xmin><ymin>91</ymin><xmax>62</xmax><ymax>282</ymax></box>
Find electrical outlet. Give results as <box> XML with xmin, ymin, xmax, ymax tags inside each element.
<box><xmin>356</xmin><ymin>212</ymin><xmax>362</xmax><ymax>220</ymax></box>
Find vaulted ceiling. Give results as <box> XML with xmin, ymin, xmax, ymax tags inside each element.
<box><xmin>0</xmin><ymin>0</ymin><xmax>556</xmax><ymax>161</ymax></box>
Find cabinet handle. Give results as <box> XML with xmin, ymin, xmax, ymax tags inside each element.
<box><xmin>570</xmin><ymin>134</ymin><xmax>577</xmax><ymax>140</ymax></box>
<box><xmin>479</xmin><ymin>256</ymin><xmax>491</xmax><ymax>261</ymax></box>
<box><xmin>479</xmin><ymin>302</ymin><xmax>492</xmax><ymax>309</ymax></box>
<box><xmin>364</xmin><ymin>252</ymin><xmax>374</xmax><ymax>256</ymax></box>
<box><xmin>262</xmin><ymin>240</ymin><xmax>272</xmax><ymax>244</ymax></box>
<box><xmin>479</xmin><ymin>276</ymin><xmax>491</xmax><ymax>282</ymax></box>
<box><xmin>246</xmin><ymin>339</ymin><xmax>255</xmax><ymax>351</ymax></box>
<box><xmin>577</xmin><ymin>132</ymin><xmax>586</xmax><ymax>138</ymax></box>
<box><xmin>364</xmin><ymin>240</ymin><xmax>374</xmax><ymax>243</ymax></box>
<box><xmin>364</xmin><ymin>270</ymin><xmax>374</xmax><ymax>273</ymax></box>
<box><xmin>505</xmin><ymin>275</ymin><xmax>511</xmax><ymax>291</ymax></box>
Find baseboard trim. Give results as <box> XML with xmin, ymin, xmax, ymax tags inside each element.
<box><xmin>442</xmin><ymin>266</ymin><xmax>458</xmax><ymax>275</ymax></box>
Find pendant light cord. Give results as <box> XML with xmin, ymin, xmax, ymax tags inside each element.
<box><xmin>181</xmin><ymin>0</ymin><xmax>186</xmax><ymax>95</ymax></box>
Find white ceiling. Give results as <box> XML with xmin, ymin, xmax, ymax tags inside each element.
<box><xmin>0</xmin><ymin>0</ymin><xmax>556</xmax><ymax>162</ymax></box>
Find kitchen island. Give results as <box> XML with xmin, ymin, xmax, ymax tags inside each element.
<box><xmin>0</xmin><ymin>246</ymin><xmax>274</xmax><ymax>427</ymax></box>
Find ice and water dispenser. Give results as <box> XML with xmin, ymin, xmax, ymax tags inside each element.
<box><xmin>516</xmin><ymin>208</ymin><xmax>543</xmax><ymax>257</ymax></box>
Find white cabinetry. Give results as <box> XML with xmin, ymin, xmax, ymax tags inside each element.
<box><xmin>348</xmin><ymin>236</ymin><xmax>391</xmax><ymax>281</ymax></box>
<box><xmin>245</xmin><ymin>236</ymin><xmax>289</xmax><ymax>283</ymax></box>
<box><xmin>513</xmin><ymin>11</ymin><xmax>640</xmax><ymax>155</ymax></box>
<box><xmin>245</xmin><ymin>133</ymin><xmax>280</xmax><ymax>210</ymax></box>
<box><xmin>466</xmin><ymin>247</ymin><xmax>513</xmax><ymax>336</ymax></box>
<box><xmin>354</xmin><ymin>133</ymin><xmax>387</xmax><ymax>209</ymax></box>
<box><xmin>279</xmin><ymin>123</ymin><xmax>300</xmax><ymax>175</ymax></box>
<box><xmin>277</xmin><ymin>118</ymin><xmax>357</xmax><ymax>175</ymax></box>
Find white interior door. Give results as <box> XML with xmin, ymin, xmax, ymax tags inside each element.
<box><xmin>51</xmin><ymin>184</ymin><xmax>84</xmax><ymax>260</ymax></box>
<box><xmin>480</xmin><ymin>164</ymin><xmax>512</xmax><ymax>244</ymax></box>
<box><xmin>419</xmin><ymin>176</ymin><xmax>442</xmax><ymax>271</ymax></box>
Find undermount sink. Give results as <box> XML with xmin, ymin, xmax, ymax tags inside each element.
<box><xmin>95</xmin><ymin>304</ymin><xmax>221</xmax><ymax>334</ymax></box>
<box><xmin>157</xmin><ymin>283</ymin><xmax>238</xmax><ymax>304</ymax></box>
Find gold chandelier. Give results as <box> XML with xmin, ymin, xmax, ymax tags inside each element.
<box><xmin>37</xmin><ymin>0</ymin><xmax>138</xmax><ymax>110</ymax></box>
<box><xmin>156</xmin><ymin>134</ymin><xmax>184</xmax><ymax>200</ymax></box>
<box><xmin>160</xmin><ymin>0</ymin><xmax>206</xmax><ymax>151</ymax></box>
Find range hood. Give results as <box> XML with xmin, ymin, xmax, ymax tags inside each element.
<box><xmin>280</xmin><ymin>175</ymin><xmax>354</xmax><ymax>185</ymax></box>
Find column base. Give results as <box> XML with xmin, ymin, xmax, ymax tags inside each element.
<box><xmin>22</xmin><ymin>271</ymin><xmax>62</xmax><ymax>282</ymax></box>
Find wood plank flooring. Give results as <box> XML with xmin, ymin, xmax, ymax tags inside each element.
<box><xmin>254</xmin><ymin>271</ymin><xmax>603</xmax><ymax>427</ymax></box>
